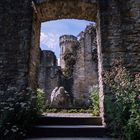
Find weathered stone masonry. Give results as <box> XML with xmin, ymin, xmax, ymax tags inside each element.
<box><xmin>38</xmin><ymin>50</ymin><xmax>62</xmax><ymax>105</ymax></box>
<box><xmin>72</xmin><ymin>25</ymin><xmax>98</xmax><ymax>107</ymax></box>
<box><xmin>97</xmin><ymin>0</ymin><xmax>140</xmax><ymax>124</ymax></box>
<box><xmin>0</xmin><ymin>0</ymin><xmax>33</xmax><ymax>90</ymax></box>
<box><xmin>29</xmin><ymin>11</ymin><xmax>41</xmax><ymax>89</ymax></box>
<box><xmin>0</xmin><ymin>0</ymin><xmax>140</xmax><ymax>125</ymax></box>
<box><xmin>60</xmin><ymin>35</ymin><xmax>78</xmax><ymax>70</ymax></box>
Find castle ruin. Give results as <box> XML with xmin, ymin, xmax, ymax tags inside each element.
<box><xmin>72</xmin><ymin>25</ymin><xmax>98</xmax><ymax>107</ymax></box>
<box><xmin>1</xmin><ymin>0</ymin><xmax>139</xmax><ymax>125</ymax></box>
<box><xmin>38</xmin><ymin>24</ymin><xmax>98</xmax><ymax>108</ymax></box>
<box><xmin>38</xmin><ymin>50</ymin><xmax>62</xmax><ymax>105</ymax></box>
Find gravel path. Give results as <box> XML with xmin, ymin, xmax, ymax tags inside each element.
<box><xmin>43</xmin><ymin>113</ymin><xmax>94</xmax><ymax>118</ymax></box>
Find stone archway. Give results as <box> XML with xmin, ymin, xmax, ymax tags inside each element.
<box><xmin>29</xmin><ymin>0</ymin><xmax>97</xmax><ymax>89</ymax></box>
<box><xmin>28</xmin><ymin>0</ymin><xmax>106</xmax><ymax>124</ymax></box>
<box><xmin>1</xmin><ymin>0</ymin><xmax>139</xmax><ymax>127</ymax></box>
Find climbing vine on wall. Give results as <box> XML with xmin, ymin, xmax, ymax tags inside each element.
<box><xmin>104</xmin><ymin>64</ymin><xmax>140</xmax><ymax>140</ymax></box>
<box><xmin>63</xmin><ymin>44</ymin><xmax>78</xmax><ymax>78</ymax></box>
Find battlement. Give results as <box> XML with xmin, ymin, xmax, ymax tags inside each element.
<box><xmin>85</xmin><ymin>23</ymin><xmax>95</xmax><ymax>32</ymax></box>
<box><xmin>42</xmin><ymin>50</ymin><xmax>55</xmax><ymax>55</ymax></box>
<box><xmin>41</xmin><ymin>50</ymin><xmax>57</xmax><ymax>67</ymax></box>
<box><xmin>59</xmin><ymin>35</ymin><xmax>78</xmax><ymax>46</ymax></box>
<box><xmin>78</xmin><ymin>24</ymin><xmax>96</xmax><ymax>40</ymax></box>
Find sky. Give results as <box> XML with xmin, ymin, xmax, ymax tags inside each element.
<box><xmin>40</xmin><ymin>19</ymin><xmax>94</xmax><ymax>58</ymax></box>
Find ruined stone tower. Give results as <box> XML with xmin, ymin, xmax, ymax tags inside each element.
<box><xmin>38</xmin><ymin>50</ymin><xmax>62</xmax><ymax>105</ymax></box>
<box><xmin>58</xmin><ymin>24</ymin><xmax>98</xmax><ymax>108</ymax></box>
<box><xmin>72</xmin><ymin>24</ymin><xmax>98</xmax><ymax>107</ymax></box>
<box><xmin>59</xmin><ymin>35</ymin><xmax>78</xmax><ymax>70</ymax></box>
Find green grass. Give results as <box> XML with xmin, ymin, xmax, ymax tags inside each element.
<box><xmin>45</xmin><ymin>108</ymin><xmax>94</xmax><ymax>114</ymax></box>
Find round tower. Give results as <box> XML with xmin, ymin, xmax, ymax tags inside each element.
<box><xmin>59</xmin><ymin>35</ymin><xmax>78</xmax><ymax>69</ymax></box>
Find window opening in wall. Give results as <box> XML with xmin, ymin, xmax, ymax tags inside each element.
<box><xmin>38</xmin><ymin>19</ymin><xmax>99</xmax><ymax>117</ymax></box>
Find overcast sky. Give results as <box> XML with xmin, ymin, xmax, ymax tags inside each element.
<box><xmin>40</xmin><ymin>19</ymin><xmax>94</xmax><ymax>58</ymax></box>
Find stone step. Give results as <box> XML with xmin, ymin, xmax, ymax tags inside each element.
<box><xmin>27</xmin><ymin>116</ymin><xmax>107</xmax><ymax>138</ymax></box>
<box><xmin>35</xmin><ymin>116</ymin><xmax>102</xmax><ymax>126</ymax></box>
<box><xmin>26</xmin><ymin>137</ymin><xmax>117</xmax><ymax>140</ymax></box>
<box><xmin>28</xmin><ymin>125</ymin><xmax>106</xmax><ymax>138</ymax></box>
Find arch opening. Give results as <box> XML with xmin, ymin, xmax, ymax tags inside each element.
<box><xmin>29</xmin><ymin>0</ymin><xmax>104</xmax><ymax>124</ymax></box>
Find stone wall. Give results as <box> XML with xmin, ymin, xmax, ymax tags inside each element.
<box><xmin>120</xmin><ymin>0</ymin><xmax>140</xmax><ymax>73</ymax></box>
<box><xmin>0</xmin><ymin>0</ymin><xmax>33</xmax><ymax>91</ymax></box>
<box><xmin>35</xmin><ymin>0</ymin><xmax>97</xmax><ymax>21</ymax></box>
<box><xmin>38</xmin><ymin>50</ymin><xmax>61</xmax><ymax>105</ymax></box>
<box><xmin>29</xmin><ymin>11</ymin><xmax>41</xmax><ymax>89</ymax></box>
<box><xmin>0</xmin><ymin>0</ymin><xmax>139</xmax><ymax>126</ymax></box>
<box><xmin>72</xmin><ymin>25</ymin><xmax>98</xmax><ymax>107</ymax></box>
<box><xmin>40</xmin><ymin>50</ymin><xmax>57</xmax><ymax>67</ymax></box>
<box><xmin>97</xmin><ymin>0</ymin><xmax>140</xmax><ymax>125</ymax></box>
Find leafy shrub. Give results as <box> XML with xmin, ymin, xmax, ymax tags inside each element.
<box><xmin>0</xmin><ymin>87</ymin><xmax>45</xmax><ymax>139</ymax></box>
<box><xmin>36</xmin><ymin>89</ymin><xmax>46</xmax><ymax>113</ymax></box>
<box><xmin>63</xmin><ymin>47</ymin><xmax>77</xmax><ymax>77</ymax></box>
<box><xmin>90</xmin><ymin>85</ymin><xmax>100</xmax><ymax>116</ymax></box>
<box><xmin>104</xmin><ymin>64</ymin><xmax>140</xmax><ymax>140</ymax></box>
